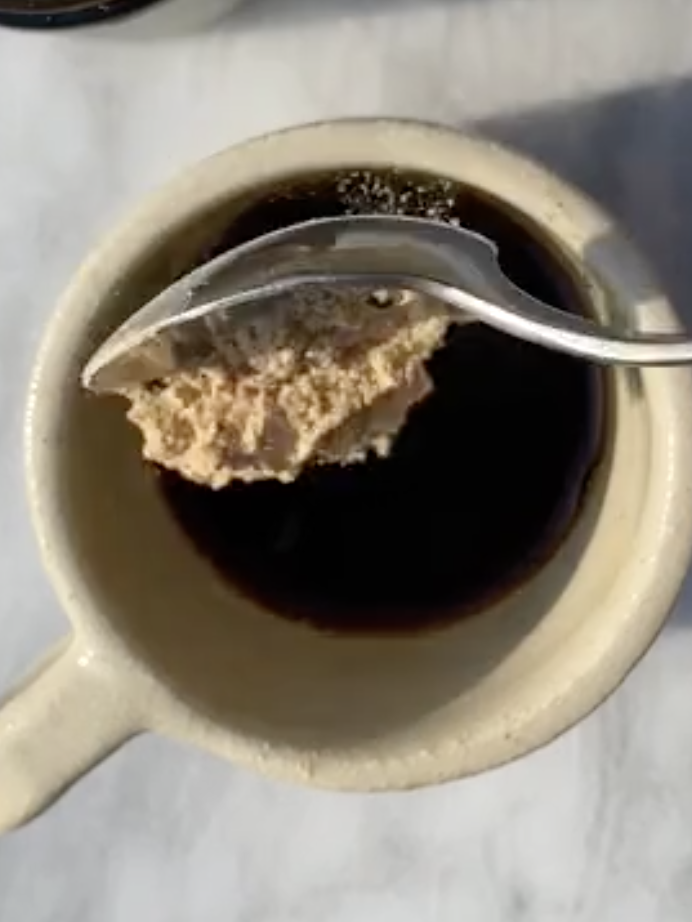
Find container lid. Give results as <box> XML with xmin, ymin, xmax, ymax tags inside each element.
<box><xmin>0</xmin><ymin>0</ymin><xmax>163</xmax><ymax>28</ymax></box>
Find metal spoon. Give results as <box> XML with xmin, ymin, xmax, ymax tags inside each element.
<box><xmin>82</xmin><ymin>213</ymin><xmax>692</xmax><ymax>394</ymax></box>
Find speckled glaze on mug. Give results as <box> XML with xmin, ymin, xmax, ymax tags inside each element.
<box><xmin>2</xmin><ymin>120</ymin><xmax>692</xmax><ymax>833</ymax></box>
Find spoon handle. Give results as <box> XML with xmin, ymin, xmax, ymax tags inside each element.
<box><xmin>452</xmin><ymin>273</ymin><xmax>692</xmax><ymax>366</ymax></box>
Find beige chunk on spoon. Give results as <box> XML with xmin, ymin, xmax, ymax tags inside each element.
<box><xmin>122</xmin><ymin>287</ymin><xmax>451</xmax><ymax>488</ymax></box>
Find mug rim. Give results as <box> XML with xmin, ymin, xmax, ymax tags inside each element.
<box><xmin>24</xmin><ymin>119</ymin><xmax>692</xmax><ymax>788</ymax></box>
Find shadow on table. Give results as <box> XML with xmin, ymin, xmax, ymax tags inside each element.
<box><xmin>230</xmin><ymin>0</ymin><xmax>482</xmax><ymax>29</ymax></box>
<box><xmin>472</xmin><ymin>77</ymin><xmax>692</xmax><ymax>320</ymax></box>
<box><xmin>83</xmin><ymin>0</ymin><xmax>483</xmax><ymax>41</ymax></box>
<box><xmin>473</xmin><ymin>78</ymin><xmax>692</xmax><ymax>630</ymax></box>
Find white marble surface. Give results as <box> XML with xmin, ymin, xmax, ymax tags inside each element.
<box><xmin>2</xmin><ymin>0</ymin><xmax>692</xmax><ymax>918</ymax></box>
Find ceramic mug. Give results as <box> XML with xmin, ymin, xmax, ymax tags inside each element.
<box><xmin>2</xmin><ymin>120</ymin><xmax>692</xmax><ymax>833</ymax></box>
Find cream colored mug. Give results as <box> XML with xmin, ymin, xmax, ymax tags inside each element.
<box><xmin>2</xmin><ymin>120</ymin><xmax>692</xmax><ymax>833</ymax></box>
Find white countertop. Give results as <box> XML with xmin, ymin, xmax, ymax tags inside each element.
<box><xmin>2</xmin><ymin>1</ymin><xmax>692</xmax><ymax>919</ymax></box>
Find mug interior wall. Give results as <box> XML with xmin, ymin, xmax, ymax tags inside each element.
<box><xmin>44</xmin><ymin>167</ymin><xmax>651</xmax><ymax>758</ymax></box>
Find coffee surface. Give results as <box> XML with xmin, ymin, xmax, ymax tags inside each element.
<box><xmin>157</xmin><ymin>168</ymin><xmax>603</xmax><ymax>634</ymax></box>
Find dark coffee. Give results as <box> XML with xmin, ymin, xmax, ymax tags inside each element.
<box><xmin>157</xmin><ymin>168</ymin><xmax>604</xmax><ymax>635</ymax></box>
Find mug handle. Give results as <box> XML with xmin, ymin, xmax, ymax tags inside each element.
<box><xmin>0</xmin><ymin>637</ymin><xmax>139</xmax><ymax>832</ymax></box>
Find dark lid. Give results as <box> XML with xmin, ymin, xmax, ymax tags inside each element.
<box><xmin>0</xmin><ymin>0</ymin><xmax>164</xmax><ymax>28</ymax></box>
